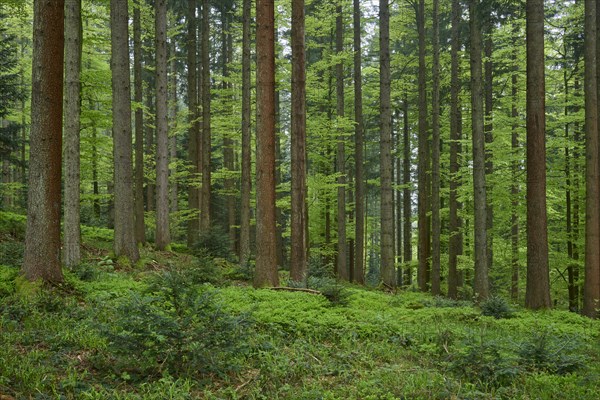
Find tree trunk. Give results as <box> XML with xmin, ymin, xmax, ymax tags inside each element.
<box><xmin>22</xmin><ymin>0</ymin><xmax>65</xmax><ymax>283</ymax></box>
<box><xmin>240</xmin><ymin>0</ymin><xmax>252</xmax><ymax>268</ymax></box>
<box><xmin>336</xmin><ymin>2</ymin><xmax>348</xmax><ymax>281</ymax></box>
<box><xmin>470</xmin><ymin>0</ymin><xmax>489</xmax><ymax>301</ymax></box>
<box><xmin>416</xmin><ymin>0</ymin><xmax>430</xmax><ymax>291</ymax></box>
<box><xmin>290</xmin><ymin>0</ymin><xmax>308</xmax><ymax>284</ymax></box>
<box><xmin>484</xmin><ymin>23</ymin><xmax>494</xmax><ymax>274</ymax></box>
<box><xmin>200</xmin><ymin>0</ymin><xmax>211</xmax><ymax>231</ymax></box>
<box><xmin>111</xmin><ymin>0</ymin><xmax>140</xmax><ymax>263</ymax></box>
<box><xmin>511</xmin><ymin>27</ymin><xmax>520</xmax><ymax>303</ymax></box>
<box><xmin>170</xmin><ymin>43</ymin><xmax>178</xmax><ymax>213</ymax></box>
<box><xmin>155</xmin><ymin>0</ymin><xmax>170</xmax><ymax>250</ymax></box>
<box><xmin>187</xmin><ymin>0</ymin><xmax>200</xmax><ymax>247</ymax></box>
<box><xmin>448</xmin><ymin>0</ymin><xmax>463</xmax><ymax>299</ymax></box>
<box><xmin>403</xmin><ymin>97</ymin><xmax>412</xmax><ymax>285</ymax></box>
<box><xmin>525</xmin><ymin>0</ymin><xmax>551</xmax><ymax>310</ymax></box>
<box><xmin>583</xmin><ymin>0</ymin><xmax>600</xmax><ymax>317</ymax></box>
<box><xmin>379</xmin><ymin>0</ymin><xmax>394</xmax><ymax>287</ymax></box>
<box><xmin>430</xmin><ymin>0</ymin><xmax>441</xmax><ymax>295</ymax></box>
<box><xmin>353</xmin><ymin>0</ymin><xmax>365</xmax><ymax>284</ymax></box>
<box><xmin>133</xmin><ymin>0</ymin><xmax>146</xmax><ymax>244</ymax></box>
<box><xmin>63</xmin><ymin>0</ymin><xmax>82</xmax><ymax>268</ymax></box>
<box><xmin>254</xmin><ymin>0</ymin><xmax>279</xmax><ymax>287</ymax></box>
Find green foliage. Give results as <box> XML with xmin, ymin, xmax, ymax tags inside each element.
<box><xmin>517</xmin><ymin>328</ymin><xmax>586</xmax><ymax>375</ymax></box>
<box><xmin>0</xmin><ymin>211</ymin><xmax>26</xmax><ymax>240</ymax></box>
<box><xmin>424</xmin><ymin>296</ymin><xmax>473</xmax><ymax>308</ymax></box>
<box><xmin>95</xmin><ymin>269</ymin><xmax>253</xmax><ymax>381</ymax></box>
<box><xmin>192</xmin><ymin>227</ymin><xmax>235</xmax><ymax>261</ymax></box>
<box><xmin>480</xmin><ymin>295</ymin><xmax>515</xmax><ymax>319</ymax></box>
<box><xmin>0</xmin><ymin>240</ymin><xmax>23</xmax><ymax>268</ymax></box>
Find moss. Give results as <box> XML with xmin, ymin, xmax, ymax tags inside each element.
<box><xmin>14</xmin><ymin>275</ymin><xmax>42</xmax><ymax>299</ymax></box>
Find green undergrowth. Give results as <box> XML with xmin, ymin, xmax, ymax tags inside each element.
<box><xmin>1</xmin><ymin>215</ymin><xmax>599</xmax><ymax>398</ymax></box>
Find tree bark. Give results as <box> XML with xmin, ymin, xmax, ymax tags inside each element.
<box><xmin>336</xmin><ymin>2</ymin><xmax>348</xmax><ymax>281</ymax></box>
<box><xmin>416</xmin><ymin>0</ymin><xmax>430</xmax><ymax>291</ymax></box>
<box><xmin>402</xmin><ymin>97</ymin><xmax>412</xmax><ymax>284</ymax></box>
<box><xmin>525</xmin><ymin>0</ymin><xmax>551</xmax><ymax>310</ymax></box>
<box><xmin>583</xmin><ymin>0</ymin><xmax>600</xmax><ymax>317</ymax></box>
<box><xmin>470</xmin><ymin>0</ymin><xmax>489</xmax><ymax>301</ymax></box>
<box><xmin>448</xmin><ymin>0</ymin><xmax>463</xmax><ymax>299</ymax></box>
<box><xmin>133</xmin><ymin>0</ymin><xmax>146</xmax><ymax>244</ymax></box>
<box><xmin>430</xmin><ymin>0</ymin><xmax>441</xmax><ymax>295</ymax></box>
<box><xmin>353</xmin><ymin>0</ymin><xmax>365</xmax><ymax>284</ymax></box>
<box><xmin>290</xmin><ymin>0</ymin><xmax>308</xmax><ymax>284</ymax></box>
<box><xmin>254</xmin><ymin>0</ymin><xmax>279</xmax><ymax>287</ymax></box>
<box><xmin>200</xmin><ymin>0</ymin><xmax>211</xmax><ymax>231</ymax></box>
<box><xmin>187</xmin><ymin>0</ymin><xmax>200</xmax><ymax>247</ymax></box>
<box><xmin>240</xmin><ymin>0</ymin><xmax>252</xmax><ymax>268</ymax></box>
<box><xmin>22</xmin><ymin>0</ymin><xmax>65</xmax><ymax>283</ymax></box>
<box><xmin>111</xmin><ymin>0</ymin><xmax>140</xmax><ymax>263</ymax></box>
<box><xmin>63</xmin><ymin>0</ymin><xmax>82</xmax><ymax>268</ymax></box>
<box><xmin>379</xmin><ymin>0</ymin><xmax>394</xmax><ymax>287</ymax></box>
<box><xmin>511</xmin><ymin>25</ymin><xmax>520</xmax><ymax>303</ymax></box>
<box><xmin>155</xmin><ymin>0</ymin><xmax>170</xmax><ymax>250</ymax></box>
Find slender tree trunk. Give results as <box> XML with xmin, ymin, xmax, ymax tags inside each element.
<box><xmin>290</xmin><ymin>0</ymin><xmax>308</xmax><ymax>284</ymax></box>
<box><xmin>336</xmin><ymin>2</ymin><xmax>348</xmax><ymax>281</ymax></box>
<box><xmin>254</xmin><ymin>0</ymin><xmax>279</xmax><ymax>287</ymax></box>
<box><xmin>448</xmin><ymin>0</ymin><xmax>463</xmax><ymax>299</ymax></box>
<box><xmin>187</xmin><ymin>0</ymin><xmax>200</xmax><ymax>247</ymax></box>
<box><xmin>564</xmin><ymin>50</ymin><xmax>576</xmax><ymax>310</ymax></box>
<box><xmin>133</xmin><ymin>0</ymin><xmax>146</xmax><ymax>244</ymax></box>
<box><xmin>403</xmin><ymin>97</ymin><xmax>412</xmax><ymax>284</ymax></box>
<box><xmin>111</xmin><ymin>0</ymin><xmax>140</xmax><ymax>263</ymax></box>
<box><xmin>155</xmin><ymin>0</ymin><xmax>170</xmax><ymax>250</ymax></box>
<box><xmin>379</xmin><ymin>0</ymin><xmax>394</xmax><ymax>287</ymax></box>
<box><xmin>470</xmin><ymin>0</ymin><xmax>489</xmax><ymax>301</ymax></box>
<box><xmin>170</xmin><ymin>43</ymin><xmax>178</xmax><ymax>213</ymax></box>
<box><xmin>430</xmin><ymin>0</ymin><xmax>441</xmax><ymax>295</ymax></box>
<box><xmin>525</xmin><ymin>0</ymin><xmax>551</xmax><ymax>309</ymax></box>
<box><xmin>395</xmin><ymin>114</ymin><xmax>403</xmax><ymax>286</ymax></box>
<box><xmin>583</xmin><ymin>0</ymin><xmax>599</xmax><ymax>317</ymax></box>
<box><xmin>416</xmin><ymin>0</ymin><xmax>430</xmax><ymax>291</ymax></box>
<box><xmin>511</xmin><ymin>28</ymin><xmax>520</xmax><ymax>302</ymax></box>
<box><xmin>22</xmin><ymin>0</ymin><xmax>65</xmax><ymax>283</ymax></box>
<box><xmin>64</xmin><ymin>0</ymin><xmax>82</xmax><ymax>268</ymax></box>
<box><xmin>222</xmin><ymin>10</ymin><xmax>236</xmax><ymax>250</ymax></box>
<box><xmin>484</xmin><ymin>24</ymin><xmax>494</xmax><ymax>274</ymax></box>
<box><xmin>200</xmin><ymin>0</ymin><xmax>211</xmax><ymax>230</ymax></box>
<box><xmin>240</xmin><ymin>0</ymin><xmax>252</xmax><ymax>268</ymax></box>
<box><xmin>353</xmin><ymin>0</ymin><xmax>365</xmax><ymax>284</ymax></box>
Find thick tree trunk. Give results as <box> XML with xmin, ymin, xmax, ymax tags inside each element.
<box><xmin>111</xmin><ymin>0</ymin><xmax>140</xmax><ymax>263</ymax></box>
<box><xmin>336</xmin><ymin>2</ymin><xmax>348</xmax><ymax>281</ymax></box>
<box><xmin>470</xmin><ymin>0</ymin><xmax>489</xmax><ymax>301</ymax></box>
<box><xmin>583</xmin><ymin>0</ymin><xmax>600</xmax><ymax>317</ymax></box>
<box><xmin>290</xmin><ymin>0</ymin><xmax>308</xmax><ymax>284</ymax></box>
<box><xmin>240</xmin><ymin>0</ymin><xmax>252</xmax><ymax>268</ymax></box>
<box><xmin>254</xmin><ymin>0</ymin><xmax>279</xmax><ymax>287</ymax></box>
<box><xmin>22</xmin><ymin>0</ymin><xmax>65</xmax><ymax>283</ymax></box>
<box><xmin>525</xmin><ymin>0</ymin><xmax>551</xmax><ymax>310</ymax></box>
<box><xmin>155</xmin><ymin>0</ymin><xmax>170</xmax><ymax>250</ymax></box>
<box><xmin>353</xmin><ymin>0</ymin><xmax>365</xmax><ymax>284</ymax></box>
<box><xmin>430</xmin><ymin>0</ymin><xmax>441</xmax><ymax>295</ymax></box>
<box><xmin>133</xmin><ymin>0</ymin><xmax>146</xmax><ymax>244</ymax></box>
<box><xmin>187</xmin><ymin>0</ymin><xmax>200</xmax><ymax>247</ymax></box>
<box><xmin>63</xmin><ymin>0</ymin><xmax>82</xmax><ymax>268</ymax></box>
<box><xmin>416</xmin><ymin>0</ymin><xmax>430</xmax><ymax>291</ymax></box>
<box><xmin>448</xmin><ymin>0</ymin><xmax>463</xmax><ymax>299</ymax></box>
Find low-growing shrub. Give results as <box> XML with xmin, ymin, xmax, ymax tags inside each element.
<box><xmin>480</xmin><ymin>296</ymin><xmax>514</xmax><ymax>319</ymax></box>
<box><xmin>0</xmin><ymin>241</ymin><xmax>24</xmax><ymax>268</ymax></box>
<box><xmin>192</xmin><ymin>227</ymin><xmax>235</xmax><ymax>261</ymax></box>
<box><xmin>96</xmin><ymin>272</ymin><xmax>253</xmax><ymax>381</ymax></box>
<box><xmin>517</xmin><ymin>328</ymin><xmax>586</xmax><ymax>375</ymax></box>
<box><xmin>424</xmin><ymin>296</ymin><xmax>472</xmax><ymax>308</ymax></box>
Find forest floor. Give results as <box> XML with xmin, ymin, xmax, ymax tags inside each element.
<box><xmin>1</xmin><ymin>211</ymin><xmax>600</xmax><ymax>399</ymax></box>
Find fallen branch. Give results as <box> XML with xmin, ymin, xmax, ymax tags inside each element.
<box><xmin>267</xmin><ymin>287</ymin><xmax>322</xmax><ymax>295</ymax></box>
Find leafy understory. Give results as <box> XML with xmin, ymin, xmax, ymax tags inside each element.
<box><xmin>0</xmin><ymin>217</ymin><xmax>599</xmax><ymax>399</ymax></box>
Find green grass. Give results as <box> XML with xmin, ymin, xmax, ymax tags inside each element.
<box><xmin>1</xmin><ymin>213</ymin><xmax>599</xmax><ymax>399</ymax></box>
